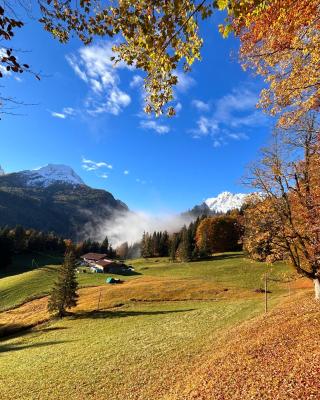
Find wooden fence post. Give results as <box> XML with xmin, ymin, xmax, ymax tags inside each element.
<box><xmin>265</xmin><ymin>272</ymin><xmax>268</xmax><ymax>314</ymax></box>
<box><xmin>97</xmin><ymin>288</ymin><xmax>102</xmax><ymax>311</ymax></box>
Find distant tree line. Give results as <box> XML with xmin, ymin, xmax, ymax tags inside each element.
<box><xmin>140</xmin><ymin>214</ymin><xmax>242</xmax><ymax>262</ymax></box>
<box><xmin>0</xmin><ymin>225</ymin><xmax>118</xmax><ymax>270</ymax></box>
<box><xmin>74</xmin><ymin>236</ymin><xmax>116</xmax><ymax>259</ymax></box>
<box><xmin>0</xmin><ymin>225</ymin><xmax>67</xmax><ymax>269</ymax></box>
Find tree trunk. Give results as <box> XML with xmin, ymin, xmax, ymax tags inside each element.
<box><xmin>314</xmin><ymin>278</ymin><xmax>320</xmax><ymax>300</ymax></box>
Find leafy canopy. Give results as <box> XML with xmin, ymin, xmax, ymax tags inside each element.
<box><xmin>38</xmin><ymin>0</ymin><xmax>267</xmax><ymax>116</ymax></box>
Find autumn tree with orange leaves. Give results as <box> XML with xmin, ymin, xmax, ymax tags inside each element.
<box><xmin>232</xmin><ymin>0</ymin><xmax>320</xmax><ymax>127</ymax></box>
<box><xmin>1</xmin><ymin>0</ymin><xmax>318</xmax><ymax>122</ymax></box>
<box><xmin>196</xmin><ymin>215</ymin><xmax>242</xmax><ymax>256</ymax></box>
<box><xmin>242</xmin><ymin>194</ymin><xmax>286</xmax><ymax>263</ymax></box>
<box><xmin>246</xmin><ymin>114</ymin><xmax>320</xmax><ymax>299</ymax></box>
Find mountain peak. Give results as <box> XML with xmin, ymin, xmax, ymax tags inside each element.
<box><xmin>204</xmin><ymin>192</ymin><xmax>248</xmax><ymax>213</ymax></box>
<box><xmin>22</xmin><ymin>164</ymin><xmax>85</xmax><ymax>187</ymax></box>
<box><xmin>0</xmin><ymin>165</ymin><xmax>5</xmax><ymax>176</ymax></box>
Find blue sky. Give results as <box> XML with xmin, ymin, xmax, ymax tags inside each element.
<box><xmin>0</xmin><ymin>12</ymin><xmax>273</xmax><ymax>213</ymax></box>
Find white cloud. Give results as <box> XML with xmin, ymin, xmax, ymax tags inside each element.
<box><xmin>140</xmin><ymin>120</ymin><xmax>170</xmax><ymax>134</ymax></box>
<box><xmin>124</xmin><ymin>170</ymin><xmax>129</xmax><ymax>175</ymax></box>
<box><xmin>66</xmin><ymin>41</ymin><xmax>131</xmax><ymax>116</ymax></box>
<box><xmin>82</xmin><ymin>157</ymin><xmax>113</xmax><ymax>171</ymax></box>
<box><xmin>136</xmin><ymin>178</ymin><xmax>147</xmax><ymax>185</ymax></box>
<box><xmin>192</xmin><ymin>99</ymin><xmax>210</xmax><ymax>112</ymax></box>
<box><xmin>63</xmin><ymin>107</ymin><xmax>76</xmax><ymax>116</ymax></box>
<box><xmin>175</xmin><ymin>102</ymin><xmax>182</xmax><ymax>113</ymax></box>
<box><xmin>50</xmin><ymin>107</ymin><xmax>76</xmax><ymax>119</ymax></box>
<box><xmin>130</xmin><ymin>75</ymin><xmax>144</xmax><ymax>89</ymax></box>
<box><xmin>175</xmin><ymin>71</ymin><xmax>195</xmax><ymax>92</ymax></box>
<box><xmin>190</xmin><ymin>85</ymin><xmax>268</xmax><ymax>146</ymax></box>
<box><xmin>51</xmin><ymin>112</ymin><xmax>66</xmax><ymax>119</ymax></box>
<box><xmin>100</xmin><ymin>173</ymin><xmax>109</xmax><ymax>179</ymax></box>
<box><xmin>94</xmin><ymin>210</ymin><xmax>194</xmax><ymax>247</ymax></box>
<box><xmin>228</xmin><ymin>132</ymin><xmax>249</xmax><ymax>140</ymax></box>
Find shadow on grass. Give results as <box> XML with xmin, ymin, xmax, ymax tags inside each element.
<box><xmin>212</xmin><ymin>253</ymin><xmax>243</xmax><ymax>261</ymax></box>
<box><xmin>191</xmin><ymin>253</ymin><xmax>242</xmax><ymax>263</ymax></box>
<box><xmin>118</xmin><ymin>270</ymin><xmax>141</xmax><ymax>276</ymax></box>
<box><xmin>0</xmin><ymin>253</ymin><xmax>62</xmax><ymax>278</ymax></box>
<box><xmin>40</xmin><ymin>326</ymin><xmax>68</xmax><ymax>333</ymax></box>
<box><xmin>0</xmin><ymin>323</ymin><xmax>68</xmax><ymax>341</ymax></box>
<box><xmin>72</xmin><ymin>308</ymin><xmax>195</xmax><ymax>320</ymax></box>
<box><xmin>0</xmin><ymin>339</ymin><xmax>73</xmax><ymax>354</ymax></box>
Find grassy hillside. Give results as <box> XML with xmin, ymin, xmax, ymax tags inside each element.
<box><xmin>170</xmin><ymin>291</ymin><xmax>318</xmax><ymax>400</ymax></box>
<box><xmin>0</xmin><ymin>253</ymin><xmax>290</xmax><ymax>312</ymax></box>
<box><xmin>0</xmin><ymin>266</ymin><xmax>58</xmax><ymax>312</ymax></box>
<box><xmin>1</xmin><ymin>253</ymin><xmax>311</xmax><ymax>400</ymax></box>
<box><xmin>0</xmin><ymin>263</ymin><xmax>132</xmax><ymax>312</ymax></box>
<box><xmin>0</xmin><ymin>298</ymin><xmax>275</xmax><ymax>400</ymax></box>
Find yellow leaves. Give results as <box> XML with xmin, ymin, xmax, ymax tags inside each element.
<box><xmin>217</xmin><ymin>0</ymin><xmax>229</xmax><ymax>11</ymax></box>
<box><xmin>234</xmin><ymin>0</ymin><xmax>320</xmax><ymax>127</ymax></box>
<box><xmin>219</xmin><ymin>23</ymin><xmax>233</xmax><ymax>38</ymax></box>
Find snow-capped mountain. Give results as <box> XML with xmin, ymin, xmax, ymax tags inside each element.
<box><xmin>21</xmin><ymin>164</ymin><xmax>85</xmax><ymax>187</ymax></box>
<box><xmin>0</xmin><ymin>165</ymin><xmax>5</xmax><ymax>176</ymax></box>
<box><xmin>0</xmin><ymin>163</ymin><xmax>128</xmax><ymax>238</ymax></box>
<box><xmin>204</xmin><ymin>191</ymin><xmax>248</xmax><ymax>213</ymax></box>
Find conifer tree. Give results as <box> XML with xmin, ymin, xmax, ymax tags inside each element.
<box><xmin>100</xmin><ymin>235</ymin><xmax>109</xmax><ymax>254</ymax></box>
<box><xmin>170</xmin><ymin>233</ymin><xmax>180</xmax><ymax>262</ymax></box>
<box><xmin>159</xmin><ymin>231</ymin><xmax>170</xmax><ymax>257</ymax></box>
<box><xmin>177</xmin><ymin>226</ymin><xmax>192</xmax><ymax>262</ymax></box>
<box><xmin>48</xmin><ymin>247</ymin><xmax>79</xmax><ymax>317</ymax></box>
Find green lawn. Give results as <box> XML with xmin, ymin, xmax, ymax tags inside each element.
<box><xmin>0</xmin><ymin>252</ymin><xmax>300</xmax><ymax>399</ymax></box>
<box><xmin>0</xmin><ymin>252</ymin><xmax>293</xmax><ymax>312</ymax></box>
<box><xmin>0</xmin><ymin>266</ymin><xmax>136</xmax><ymax>312</ymax></box>
<box><xmin>0</xmin><ymin>298</ymin><xmax>269</xmax><ymax>400</ymax></box>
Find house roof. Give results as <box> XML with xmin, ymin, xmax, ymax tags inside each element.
<box><xmin>81</xmin><ymin>253</ymin><xmax>107</xmax><ymax>261</ymax></box>
<box><xmin>95</xmin><ymin>259</ymin><xmax>115</xmax><ymax>267</ymax></box>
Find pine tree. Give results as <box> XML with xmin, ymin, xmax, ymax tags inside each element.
<box><xmin>159</xmin><ymin>231</ymin><xmax>170</xmax><ymax>256</ymax></box>
<box><xmin>48</xmin><ymin>248</ymin><xmax>79</xmax><ymax>317</ymax></box>
<box><xmin>100</xmin><ymin>235</ymin><xmax>109</xmax><ymax>254</ymax></box>
<box><xmin>177</xmin><ymin>226</ymin><xmax>192</xmax><ymax>262</ymax></box>
<box><xmin>170</xmin><ymin>233</ymin><xmax>180</xmax><ymax>262</ymax></box>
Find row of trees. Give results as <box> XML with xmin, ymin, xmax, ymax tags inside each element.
<box><xmin>0</xmin><ymin>225</ymin><xmax>118</xmax><ymax>270</ymax></box>
<box><xmin>0</xmin><ymin>225</ymin><xmax>67</xmax><ymax>269</ymax></box>
<box><xmin>140</xmin><ymin>215</ymin><xmax>242</xmax><ymax>262</ymax></box>
<box><xmin>74</xmin><ymin>236</ymin><xmax>116</xmax><ymax>259</ymax></box>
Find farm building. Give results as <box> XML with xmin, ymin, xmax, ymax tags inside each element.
<box><xmin>80</xmin><ymin>253</ymin><xmax>133</xmax><ymax>274</ymax></box>
<box><xmin>81</xmin><ymin>253</ymin><xmax>107</xmax><ymax>263</ymax></box>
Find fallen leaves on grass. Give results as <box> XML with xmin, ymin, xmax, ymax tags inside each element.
<box><xmin>170</xmin><ymin>291</ymin><xmax>320</xmax><ymax>400</ymax></box>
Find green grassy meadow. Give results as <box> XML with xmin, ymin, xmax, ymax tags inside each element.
<box><xmin>0</xmin><ymin>253</ymin><xmax>301</xmax><ymax>400</ymax></box>
<box><xmin>0</xmin><ymin>252</ymin><xmax>291</xmax><ymax>312</ymax></box>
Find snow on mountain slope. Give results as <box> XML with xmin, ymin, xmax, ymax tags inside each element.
<box><xmin>21</xmin><ymin>164</ymin><xmax>85</xmax><ymax>187</ymax></box>
<box><xmin>0</xmin><ymin>165</ymin><xmax>5</xmax><ymax>176</ymax></box>
<box><xmin>204</xmin><ymin>191</ymin><xmax>248</xmax><ymax>213</ymax></box>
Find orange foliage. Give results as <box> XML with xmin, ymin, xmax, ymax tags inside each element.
<box><xmin>247</xmin><ymin>115</ymin><xmax>320</xmax><ymax>284</ymax></box>
<box><xmin>233</xmin><ymin>0</ymin><xmax>320</xmax><ymax>127</ymax></box>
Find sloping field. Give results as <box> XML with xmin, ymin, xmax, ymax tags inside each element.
<box><xmin>0</xmin><ymin>253</ymin><xmax>290</xmax><ymax>312</ymax></box>
<box><xmin>0</xmin><ymin>276</ymin><xmax>227</xmax><ymax>334</ymax></box>
<box><xmin>0</xmin><ymin>266</ymin><xmax>58</xmax><ymax>312</ymax></box>
<box><xmin>0</xmin><ymin>287</ymin><xmax>316</xmax><ymax>400</ymax></box>
<box><xmin>0</xmin><ymin>298</ymin><xmax>271</xmax><ymax>400</ymax></box>
<box><xmin>1</xmin><ymin>253</ymin><xmax>313</xmax><ymax>400</ymax></box>
<box><xmin>169</xmin><ymin>290</ymin><xmax>319</xmax><ymax>400</ymax></box>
